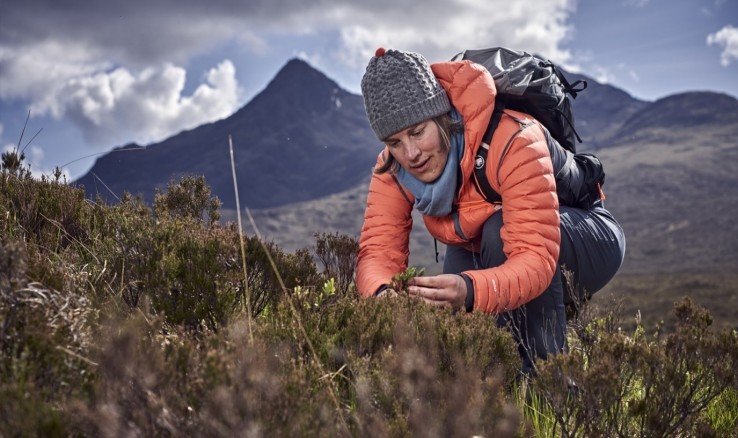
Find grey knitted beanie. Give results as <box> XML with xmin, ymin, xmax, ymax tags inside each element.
<box><xmin>361</xmin><ymin>48</ymin><xmax>452</xmax><ymax>141</ymax></box>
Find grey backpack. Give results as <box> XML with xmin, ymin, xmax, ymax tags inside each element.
<box><xmin>453</xmin><ymin>47</ymin><xmax>606</xmax><ymax>210</ymax></box>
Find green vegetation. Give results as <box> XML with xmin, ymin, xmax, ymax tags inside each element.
<box><xmin>1</xmin><ymin>152</ymin><xmax>737</xmax><ymax>436</ymax></box>
<box><xmin>391</xmin><ymin>266</ymin><xmax>425</xmax><ymax>293</ymax></box>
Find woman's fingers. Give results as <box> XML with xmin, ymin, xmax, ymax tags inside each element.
<box><xmin>409</xmin><ymin>275</ymin><xmax>447</xmax><ymax>288</ymax></box>
<box><xmin>408</xmin><ymin>285</ymin><xmax>453</xmax><ymax>301</ymax></box>
<box><xmin>409</xmin><ymin>274</ymin><xmax>461</xmax><ymax>288</ymax></box>
<box><xmin>407</xmin><ymin>274</ymin><xmax>466</xmax><ymax>309</ymax></box>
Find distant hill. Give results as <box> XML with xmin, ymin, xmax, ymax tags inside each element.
<box><xmin>75</xmin><ymin>59</ymin><xmax>379</xmax><ymax>209</ymax></box>
<box><xmin>562</xmin><ymin>69</ymin><xmax>649</xmax><ymax>148</ymax></box>
<box><xmin>609</xmin><ymin>91</ymin><xmax>738</xmax><ymax>142</ymax></box>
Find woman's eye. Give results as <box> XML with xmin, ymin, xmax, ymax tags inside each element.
<box><xmin>411</xmin><ymin>129</ymin><xmax>423</xmax><ymax>137</ymax></box>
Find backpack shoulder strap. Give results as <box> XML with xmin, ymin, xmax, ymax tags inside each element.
<box><xmin>473</xmin><ymin>100</ymin><xmax>506</xmax><ymax>204</ymax></box>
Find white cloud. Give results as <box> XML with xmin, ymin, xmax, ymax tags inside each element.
<box><xmin>2</xmin><ymin>0</ymin><xmax>577</xmax><ymax>83</ymax></box>
<box><xmin>707</xmin><ymin>25</ymin><xmax>738</xmax><ymax>67</ymax></box>
<box><xmin>36</xmin><ymin>60</ymin><xmax>241</xmax><ymax>145</ymax></box>
<box><xmin>592</xmin><ymin>66</ymin><xmax>616</xmax><ymax>84</ymax></box>
<box><xmin>0</xmin><ymin>40</ymin><xmax>109</xmax><ymax>103</ymax></box>
<box><xmin>335</xmin><ymin>0</ymin><xmax>576</xmax><ymax>68</ymax></box>
<box><xmin>0</xmin><ymin>123</ymin><xmax>3</xmax><ymax>140</ymax></box>
<box><xmin>25</xmin><ymin>145</ymin><xmax>47</xmax><ymax>178</ymax></box>
<box><xmin>28</xmin><ymin>145</ymin><xmax>44</xmax><ymax>163</ymax></box>
<box><xmin>1</xmin><ymin>0</ymin><xmax>577</xmax><ymax>145</ymax></box>
<box><xmin>628</xmin><ymin>69</ymin><xmax>640</xmax><ymax>82</ymax></box>
<box><xmin>294</xmin><ymin>50</ymin><xmax>329</xmax><ymax>73</ymax></box>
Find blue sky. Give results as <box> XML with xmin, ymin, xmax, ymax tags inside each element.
<box><xmin>1</xmin><ymin>0</ymin><xmax>736</xmax><ymax>180</ymax></box>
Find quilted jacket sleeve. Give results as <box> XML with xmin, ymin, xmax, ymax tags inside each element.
<box><xmin>463</xmin><ymin>122</ymin><xmax>561</xmax><ymax>313</ymax></box>
<box><xmin>355</xmin><ymin>152</ymin><xmax>414</xmax><ymax>297</ymax></box>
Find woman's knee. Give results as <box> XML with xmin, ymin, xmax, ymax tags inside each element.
<box><xmin>559</xmin><ymin>206</ymin><xmax>626</xmax><ymax>296</ymax></box>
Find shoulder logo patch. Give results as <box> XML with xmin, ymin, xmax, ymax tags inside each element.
<box><xmin>474</xmin><ymin>155</ymin><xmax>485</xmax><ymax>169</ymax></box>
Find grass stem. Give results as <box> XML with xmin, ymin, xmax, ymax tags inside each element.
<box><xmin>228</xmin><ymin>134</ymin><xmax>253</xmax><ymax>344</ymax></box>
<box><xmin>245</xmin><ymin>207</ymin><xmax>351</xmax><ymax>435</ymax></box>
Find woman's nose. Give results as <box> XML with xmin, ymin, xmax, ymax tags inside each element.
<box><xmin>405</xmin><ymin>141</ymin><xmax>421</xmax><ymax>162</ymax></box>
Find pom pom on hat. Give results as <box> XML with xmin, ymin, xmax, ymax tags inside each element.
<box><xmin>375</xmin><ymin>47</ymin><xmax>386</xmax><ymax>57</ymax></box>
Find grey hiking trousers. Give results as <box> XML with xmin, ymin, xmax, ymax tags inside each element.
<box><xmin>443</xmin><ymin>200</ymin><xmax>626</xmax><ymax>375</ymax></box>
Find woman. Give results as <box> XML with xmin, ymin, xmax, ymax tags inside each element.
<box><xmin>355</xmin><ymin>48</ymin><xmax>625</xmax><ymax>375</ymax></box>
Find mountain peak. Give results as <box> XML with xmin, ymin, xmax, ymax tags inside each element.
<box><xmin>267</xmin><ymin>57</ymin><xmax>338</xmax><ymax>91</ymax></box>
<box><xmin>282</xmin><ymin>57</ymin><xmax>315</xmax><ymax>71</ymax></box>
<box><xmin>243</xmin><ymin>57</ymin><xmax>349</xmax><ymax>117</ymax></box>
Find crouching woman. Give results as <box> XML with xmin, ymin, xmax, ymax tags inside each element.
<box><xmin>355</xmin><ymin>48</ymin><xmax>626</xmax><ymax>375</ymax></box>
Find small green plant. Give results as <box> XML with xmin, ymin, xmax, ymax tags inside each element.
<box><xmin>391</xmin><ymin>266</ymin><xmax>425</xmax><ymax>293</ymax></box>
<box><xmin>703</xmin><ymin>386</ymin><xmax>738</xmax><ymax>434</ymax></box>
<box><xmin>292</xmin><ymin>278</ymin><xmax>336</xmax><ymax>311</ymax></box>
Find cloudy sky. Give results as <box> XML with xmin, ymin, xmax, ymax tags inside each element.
<box><xmin>1</xmin><ymin>0</ymin><xmax>736</xmax><ymax>180</ymax></box>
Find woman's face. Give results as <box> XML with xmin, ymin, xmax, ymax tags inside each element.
<box><xmin>385</xmin><ymin>119</ymin><xmax>449</xmax><ymax>183</ymax></box>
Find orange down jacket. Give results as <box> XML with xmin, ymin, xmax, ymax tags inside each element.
<box><xmin>355</xmin><ymin>60</ymin><xmax>561</xmax><ymax>314</ymax></box>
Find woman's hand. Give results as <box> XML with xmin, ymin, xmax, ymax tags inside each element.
<box><xmin>407</xmin><ymin>274</ymin><xmax>467</xmax><ymax>310</ymax></box>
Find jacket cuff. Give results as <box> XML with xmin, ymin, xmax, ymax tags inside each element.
<box><xmin>460</xmin><ymin>274</ymin><xmax>474</xmax><ymax>312</ymax></box>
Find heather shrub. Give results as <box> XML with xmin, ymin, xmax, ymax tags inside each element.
<box><xmin>154</xmin><ymin>175</ymin><xmax>221</xmax><ymax>225</ymax></box>
<box><xmin>531</xmin><ymin>297</ymin><xmax>738</xmax><ymax>437</ymax></box>
<box><xmin>314</xmin><ymin>232</ymin><xmax>359</xmax><ymax>295</ymax></box>
<box><xmin>53</xmin><ymin>293</ymin><xmax>524</xmax><ymax>436</ymax></box>
<box><xmin>252</xmin><ymin>291</ymin><xmax>524</xmax><ymax>434</ymax></box>
<box><xmin>1</xmin><ymin>162</ymin><xmax>92</xmax><ymax>254</ymax></box>
<box><xmin>391</xmin><ymin>266</ymin><xmax>425</xmax><ymax>292</ymax></box>
<box><xmin>3</xmin><ymin>159</ymin><xmax>737</xmax><ymax>436</ymax></box>
<box><xmin>1</xmin><ymin>149</ymin><xmax>31</xmax><ymax>178</ymax></box>
<box><xmin>0</xmin><ymin>238</ymin><xmax>97</xmax><ymax>435</ymax></box>
<box><xmin>143</xmin><ymin>219</ymin><xmax>242</xmax><ymax>331</ymax></box>
<box><xmin>85</xmin><ymin>178</ymin><xmax>318</xmax><ymax>330</ymax></box>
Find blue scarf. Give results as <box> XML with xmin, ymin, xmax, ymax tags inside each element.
<box><xmin>396</xmin><ymin>109</ymin><xmax>464</xmax><ymax>217</ymax></box>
